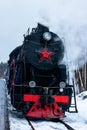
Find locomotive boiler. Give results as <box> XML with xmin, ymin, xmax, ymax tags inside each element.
<box><xmin>7</xmin><ymin>23</ymin><xmax>76</xmax><ymax>119</ymax></box>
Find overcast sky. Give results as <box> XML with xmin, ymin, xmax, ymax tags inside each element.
<box><xmin>0</xmin><ymin>0</ymin><xmax>87</xmax><ymax>63</ymax></box>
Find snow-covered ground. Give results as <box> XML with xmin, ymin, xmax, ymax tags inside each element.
<box><xmin>0</xmin><ymin>79</ymin><xmax>7</xmax><ymax>130</ymax></box>
<box><xmin>0</xmin><ymin>79</ymin><xmax>87</xmax><ymax>130</ymax></box>
<box><xmin>64</xmin><ymin>92</ymin><xmax>87</xmax><ymax>130</ymax></box>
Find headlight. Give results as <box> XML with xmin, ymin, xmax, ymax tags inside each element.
<box><xmin>59</xmin><ymin>88</ymin><xmax>64</xmax><ymax>92</ymax></box>
<box><xmin>59</xmin><ymin>81</ymin><xmax>66</xmax><ymax>88</ymax></box>
<box><xmin>43</xmin><ymin>32</ymin><xmax>52</xmax><ymax>41</ymax></box>
<box><xmin>29</xmin><ymin>81</ymin><xmax>36</xmax><ymax>88</ymax></box>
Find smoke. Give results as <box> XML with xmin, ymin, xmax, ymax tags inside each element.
<box><xmin>0</xmin><ymin>0</ymin><xmax>87</xmax><ymax>64</ymax></box>
<box><xmin>36</xmin><ymin>0</ymin><xmax>87</xmax><ymax>70</ymax></box>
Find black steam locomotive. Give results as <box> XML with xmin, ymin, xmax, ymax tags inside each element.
<box><xmin>7</xmin><ymin>23</ymin><xmax>76</xmax><ymax>119</ymax></box>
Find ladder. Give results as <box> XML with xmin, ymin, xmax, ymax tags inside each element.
<box><xmin>68</xmin><ymin>80</ymin><xmax>78</xmax><ymax>113</ymax></box>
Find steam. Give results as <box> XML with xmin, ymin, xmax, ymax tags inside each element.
<box><xmin>36</xmin><ymin>0</ymin><xmax>87</xmax><ymax>70</ymax></box>
<box><xmin>0</xmin><ymin>0</ymin><xmax>87</xmax><ymax>64</ymax></box>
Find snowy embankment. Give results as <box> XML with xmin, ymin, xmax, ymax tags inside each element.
<box><xmin>0</xmin><ymin>79</ymin><xmax>7</xmax><ymax>130</ymax></box>
<box><xmin>0</xmin><ymin>79</ymin><xmax>87</xmax><ymax>130</ymax></box>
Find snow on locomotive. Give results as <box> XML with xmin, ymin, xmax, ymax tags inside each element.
<box><xmin>7</xmin><ymin>23</ymin><xmax>75</xmax><ymax>119</ymax></box>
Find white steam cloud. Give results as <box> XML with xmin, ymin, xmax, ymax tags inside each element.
<box><xmin>0</xmin><ymin>0</ymin><xmax>87</xmax><ymax>66</ymax></box>
<box><xmin>36</xmin><ymin>0</ymin><xmax>87</xmax><ymax>70</ymax></box>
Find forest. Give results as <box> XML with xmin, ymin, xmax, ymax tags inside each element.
<box><xmin>75</xmin><ymin>63</ymin><xmax>87</xmax><ymax>92</ymax></box>
<box><xmin>0</xmin><ymin>62</ymin><xmax>7</xmax><ymax>78</ymax></box>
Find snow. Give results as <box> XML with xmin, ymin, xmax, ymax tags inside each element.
<box><xmin>31</xmin><ymin>121</ymin><xmax>68</xmax><ymax>130</ymax></box>
<box><xmin>0</xmin><ymin>80</ymin><xmax>87</xmax><ymax>130</ymax></box>
<box><xmin>76</xmin><ymin>92</ymin><xmax>87</xmax><ymax>121</ymax></box>
<box><xmin>64</xmin><ymin>92</ymin><xmax>87</xmax><ymax>130</ymax></box>
<box><xmin>0</xmin><ymin>79</ymin><xmax>6</xmax><ymax>130</ymax></box>
<box><xmin>9</xmin><ymin>113</ymin><xmax>31</xmax><ymax>130</ymax></box>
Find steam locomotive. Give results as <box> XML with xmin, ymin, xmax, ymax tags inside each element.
<box><xmin>7</xmin><ymin>23</ymin><xmax>74</xmax><ymax>119</ymax></box>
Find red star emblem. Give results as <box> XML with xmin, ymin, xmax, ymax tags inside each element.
<box><xmin>38</xmin><ymin>48</ymin><xmax>53</xmax><ymax>62</ymax></box>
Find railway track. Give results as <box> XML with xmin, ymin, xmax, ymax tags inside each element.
<box><xmin>5</xmin><ymin>106</ymin><xmax>10</xmax><ymax>130</ymax></box>
<box><xmin>28</xmin><ymin>120</ymin><xmax>35</xmax><ymax>130</ymax></box>
<box><xmin>26</xmin><ymin>118</ymin><xmax>75</xmax><ymax>130</ymax></box>
<box><xmin>58</xmin><ymin>119</ymin><xmax>75</xmax><ymax>130</ymax></box>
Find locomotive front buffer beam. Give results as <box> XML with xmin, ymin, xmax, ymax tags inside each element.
<box><xmin>23</xmin><ymin>94</ymin><xmax>69</xmax><ymax>119</ymax></box>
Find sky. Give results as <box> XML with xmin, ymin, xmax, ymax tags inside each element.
<box><xmin>0</xmin><ymin>0</ymin><xmax>87</xmax><ymax>66</ymax></box>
